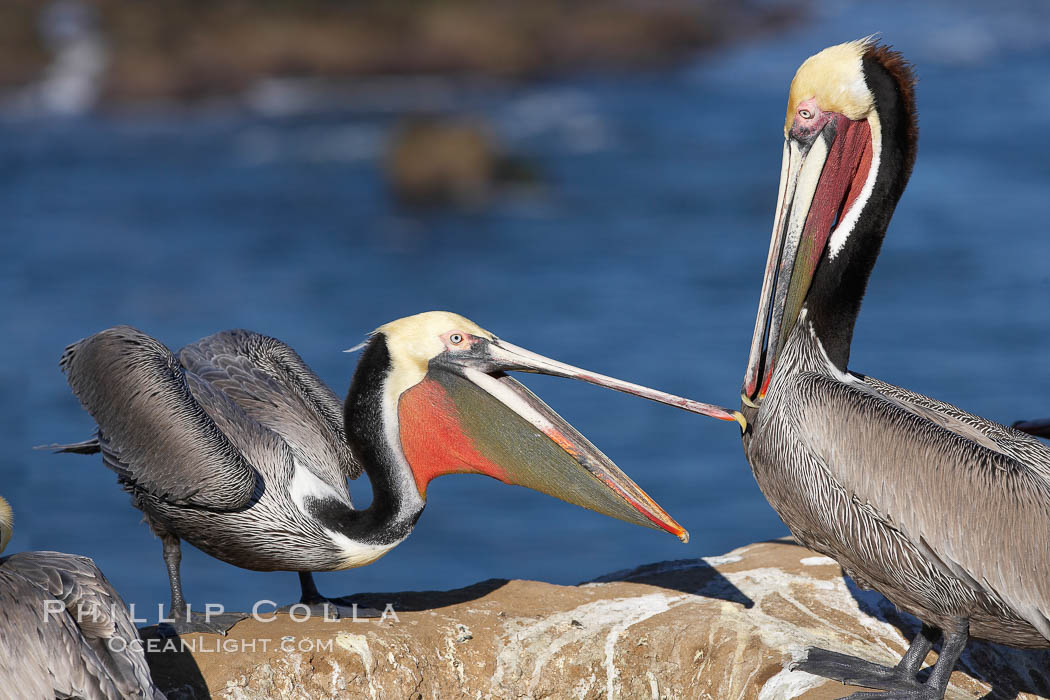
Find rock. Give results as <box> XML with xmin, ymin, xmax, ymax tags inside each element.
<box><xmin>0</xmin><ymin>1</ymin><xmax>802</xmax><ymax>103</ymax></box>
<box><xmin>384</xmin><ymin>117</ymin><xmax>538</xmax><ymax>206</ymax></box>
<box><xmin>144</xmin><ymin>540</ymin><xmax>1050</xmax><ymax>699</ymax></box>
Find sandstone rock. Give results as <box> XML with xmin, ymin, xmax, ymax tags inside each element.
<box><xmin>145</xmin><ymin>540</ymin><xmax>1050</xmax><ymax>699</ymax></box>
<box><xmin>384</xmin><ymin>117</ymin><xmax>538</xmax><ymax>207</ymax></box>
<box><xmin>385</xmin><ymin>118</ymin><xmax>495</xmax><ymax>206</ymax></box>
<box><xmin>0</xmin><ymin>2</ymin><xmax>801</xmax><ymax>103</ymax></box>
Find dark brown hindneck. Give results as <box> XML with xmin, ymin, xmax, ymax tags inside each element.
<box><xmin>325</xmin><ymin>334</ymin><xmax>424</xmax><ymax>546</ymax></box>
<box><xmin>805</xmin><ymin>48</ymin><xmax>918</xmax><ymax>373</ymax></box>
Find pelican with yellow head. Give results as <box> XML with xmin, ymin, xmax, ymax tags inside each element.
<box><xmin>738</xmin><ymin>38</ymin><xmax>1050</xmax><ymax>700</ymax></box>
<box><xmin>53</xmin><ymin>312</ymin><xmax>742</xmax><ymax>633</ymax></box>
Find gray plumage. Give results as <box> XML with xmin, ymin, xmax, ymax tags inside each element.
<box><xmin>744</xmin><ymin>323</ymin><xmax>1050</xmax><ymax>650</ymax></box>
<box><xmin>60</xmin><ymin>328</ymin><xmax>258</xmax><ymax>510</ymax></box>
<box><xmin>178</xmin><ymin>327</ymin><xmax>359</xmax><ymax>487</ymax></box>
<box><xmin>59</xmin><ymin>326</ymin><xmax>363</xmax><ymax>573</ymax></box>
<box><xmin>0</xmin><ymin>551</ymin><xmax>164</xmax><ymax>700</ymax></box>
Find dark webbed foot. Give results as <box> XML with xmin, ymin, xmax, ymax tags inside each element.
<box><xmin>793</xmin><ymin>619</ymin><xmax>967</xmax><ymax>700</ymax></box>
<box><xmin>328</xmin><ymin>596</ymin><xmax>385</xmax><ymax>619</ymax></box>
<box><xmin>292</xmin><ymin>571</ymin><xmax>384</xmax><ymax>619</ymax></box>
<box><xmin>157</xmin><ymin>611</ymin><xmax>248</xmax><ymax>637</ymax></box>
<box><xmin>792</xmin><ymin>647</ymin><xmax>922</xmax><ymax>692</ymax></box>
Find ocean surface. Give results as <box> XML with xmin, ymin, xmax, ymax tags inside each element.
<box><xmin>3</xmin><ymin>0</ymin><xmax>1049</xmax><ymax>618</ymax></box>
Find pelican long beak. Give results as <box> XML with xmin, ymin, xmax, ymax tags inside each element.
<box><xmin>482</xmin><ymin>339</ymin><xmax>746</xmax><ymax>427</ymax></box>
<box><xmin>397</xmin><ymin>338</ymin><xmax>742</xmax><ymax>542</ymax></box>
<box><xmin>743</xmin><ymin>114</ymin><xmax>873</xmax><ymax>405</ymax></box>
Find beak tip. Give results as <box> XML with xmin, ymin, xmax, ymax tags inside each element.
<box><xmin>678</xmin><ymin>530</ymin><xmax>690</xmax><ymax>544</ymax></box>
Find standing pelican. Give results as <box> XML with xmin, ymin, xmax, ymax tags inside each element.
<box><xmin>55</xmin><ymin>311</ymin><xmax>741</xmax><ymax>634</ymax></box>
<box><xmin>0</xmin><ymin>495</ymin><xmax>164</xmax><ymax>699</ymax></box>
<box><xmin>740</xmin><ymin>39</ymin><xmax>1050</xmax><ymax>698</ymax></box>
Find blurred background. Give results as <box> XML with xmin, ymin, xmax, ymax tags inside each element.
<box><xmin>2</xmin><ymin>0</ymin><xmax>1049</xmax><ymax>616</ymax></box>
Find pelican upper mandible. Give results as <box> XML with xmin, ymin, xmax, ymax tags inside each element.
<box><xmin>0</xmin><ymin>495</ymin><xmax>164</xmax><ymax>699</ymax></box>
<box><xmin>53</xmin><ymin>311</ymin><xmax>741</xmax><ymax>634</ymax></box>
<box><xmin>739</xmin><ymin>39</ymin><xmax>1050</xmax><ymax>698</ymax></box>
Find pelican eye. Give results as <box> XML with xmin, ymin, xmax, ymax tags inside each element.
<box><xmin>449</xmin><ymin>333</ymin><xmax>464</xmax><ymax>345</ymax></box>
<box><xmin>798</xmin><ymin>108</ymin><xmax>813</xmax><ymax>119</ymax></box>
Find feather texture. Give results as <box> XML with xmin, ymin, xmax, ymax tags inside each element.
<box><xmin>0</xmin><ymin>552</ymin><xmax>164</xmax><ymax>700</ymax></box>
<box><xmin>747</xmin><ymin>324</ymin><xmax>1050</xmax><ymax>648</ymax></box>
<box><xmin>61</xmin><ymin>327</ymin><xmax>259</xmax><ymax>510</ymax></box>
<box><xmin>58</xmin><ymin>326</ymin><xmax>380</xmax><ymax>572</ymax></box>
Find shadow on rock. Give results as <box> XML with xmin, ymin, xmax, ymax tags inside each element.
<box><xmin>139</xmin><ymin>626</ymin><xmax>209</xmax><ymax>700</ymax></box>
<box><xmin>343</xmin><ymin>577</ymin><xmax>510</xmax><ymax>613</ymax></box>
<box><xmin>587</xmin><ymin>557</ymin><xmax>753</xmax><ymax>609</ymax></box>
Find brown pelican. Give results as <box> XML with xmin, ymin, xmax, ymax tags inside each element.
<box><xmin>54</xmin><ymin>312</ymin><xmax>742</xmax><ymax>634</ymax></box>
<box><xmin>1014</xmin><ymin>417</ymin><xmax>1050</xmax><ymax>438</ymax></box>
<box><xmin>0</xmin><ymin>495</ymin><xmax>164</xmax><ymax>699</ymax></box>
<box><xmin>740</xmin><ymin>39</ymin><xmax>1050</xmax><ymax>698</ymax></box>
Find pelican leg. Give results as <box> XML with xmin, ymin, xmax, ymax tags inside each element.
<box><xmin>298</xmin><ymin>570</ymin><xmax>324</xmax><ymax>603</ymax></box>
<box><xmin>793</xmin><ymin>622</ymin><xmax>936</xmax><ymax>690</ymax></box>
<box><xmin>839</xmin><ymin>619</ymin><xmax>969</xmax><ymax>700</ymax></box>
<box><xmin>162</xmin><ymin>533</ymin><xmax>184</xmax><ymax>613</ymax></box>
<box><xmin>802</xmin><ymin>617</ymin><xmax>965</xmax><ymax>700</ymax></box>
<box><xmin>276</xmin><ymin>571</ymin><xmax>383</xmax><ymax>620</ymax></box>
<box><xmin>157</xmin><ymin>534</ymin><xmax>245</xmax><ymax>636</ymax></box>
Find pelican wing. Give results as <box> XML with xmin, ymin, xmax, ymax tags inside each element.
<box><xmin>62</xmin><ymin>326</ymin><xmax>259</xmax><ymax>510</ymax></box>
<box><xmin>861</xmin><ymin>374</ymin><xmax>1050</xmax><ymax>479</ymax></box>
<box><xmin>178</xmin><ymin>330</ymin><xmax>361</xmax><ymax>481</ymax></box>
<box><xmin>0</xmin><ymin>552</ymin><xmax>163</xmax><ymax>700</ymax></box>
<box><xmin>792</xmin><ymin>372</ymin><xmax>1050</xmax><ymax>641</ymax></box>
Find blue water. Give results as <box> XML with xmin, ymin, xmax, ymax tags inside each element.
<box><xmin>3</xmin><ymin>0</ymin><xmax>1049</xmax><ymax>618</ymax></box>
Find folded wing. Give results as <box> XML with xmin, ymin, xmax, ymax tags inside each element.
<box><xmin>0</xmin><ymin>552</ymin><xmax>164</xmax><ymax>700</ymax></box>
<box><xmin>62</xmin><ymin>326</ymin><xmax>261</xmax><ymax>510</ymax></box>
<box><xmin>793</xmin><ymin>372</ymin><xmax>1050</xmax><ymax>642</ymax></box>
<box><xmin>178</xmin><ymin>329</ymin><xmax>360</xmax><ymax>484</ymax></box>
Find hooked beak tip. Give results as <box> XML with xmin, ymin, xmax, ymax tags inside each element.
<box><xmin>677</xmin><ymin>529</ymin><xmax>690</xmax><ymax>544</ymax></box>
<box><xmin>740</xmin><ymin>392</ymin><xmax>759</xmax><ymax>409</ymax></box>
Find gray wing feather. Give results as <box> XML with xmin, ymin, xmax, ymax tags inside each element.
<box><xmin>179</xmin><ymin>329</ymin><xmax>361</xmax><ymax>480</ymax></box>
<box><xmin>0</xmin><ymin>552</ymin><xmax>164</xmax><ymax>700</ymax></box>
<box><xmin>62</xmin><ymin>326</ymin><xmax>258</xmax><ymax>510</ymax></box>
<box><xmin>862</xmin><ymin>374</ymin><xmax>1050</xmax><ymax>480</ymax></box>
<box><xmin>793</xmin><ymin>373</ymin><xmax>1050</xmax><ymax>642</ymax></box>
